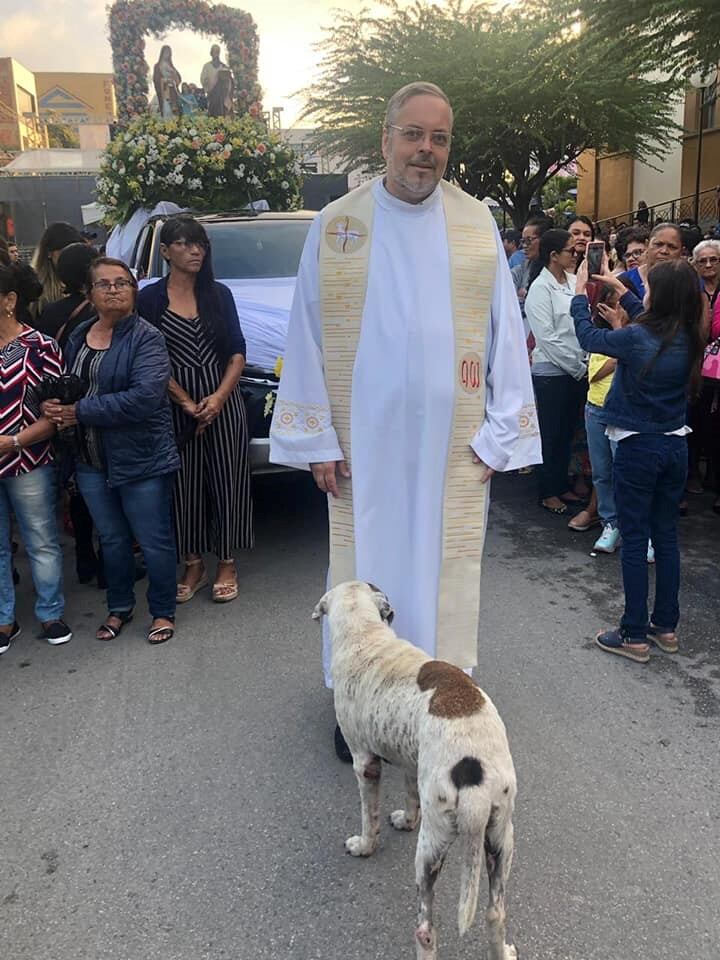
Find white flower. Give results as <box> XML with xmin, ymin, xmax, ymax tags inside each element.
<box><xmin>188</xmin><ymin>177</ymin><xmax>202</xmax><ymax>190</ymax></box>
<box><xmin>250</xmin><ymin>174</ymin><xmax>261</xmax><ymax>187</ymax></box>
<box><xmin>281</xmin><ymin>180</ymin><xmax>290</xmax><ymax>190</ymax></box>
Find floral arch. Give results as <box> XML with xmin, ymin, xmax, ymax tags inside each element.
<box><xmin>109</xmin><ymin>0</ymin><xmax>261</xmax><ymax>121</ymax></box>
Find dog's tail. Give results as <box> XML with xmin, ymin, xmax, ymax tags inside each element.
<box><xmin>452</xmin><ymin>757</ymin><xmax>493</xmax><ymax>936</ymax></box>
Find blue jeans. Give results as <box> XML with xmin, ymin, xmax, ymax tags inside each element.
<box><xmin>585</xmin><ymin>403</ymin><xmax>618</xmax><ymax>526</ymax></box>
<box><xmin>613</xmin><ymin>434</ymin><xmax>687</xmax><ymax>638</ymax></box>
<box><xmin>0</xmin><ymin>465</ymin><xmax>64</xmax><ymax>624</ymax></box>
<box><xmin>75</xmin><ymin>465</ymin><xmax>177</xmax><ymax>619</ymax></box>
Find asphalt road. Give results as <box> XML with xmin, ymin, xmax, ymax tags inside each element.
<box><xmin>2</xmin><ymin>470</ymin><xmax>718</xmax><ymax>960</ymax></box>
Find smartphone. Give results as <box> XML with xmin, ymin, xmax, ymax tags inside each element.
<box><xmin>586</xmin><ymin>240</ymin><xmax>605</xmax><ymax>278</ymax></box>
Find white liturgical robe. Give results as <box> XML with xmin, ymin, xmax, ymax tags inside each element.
<box><xmin>270</xmin><ymin>180</ymin><xmax>541</xmax><ymax>685</ymax></box>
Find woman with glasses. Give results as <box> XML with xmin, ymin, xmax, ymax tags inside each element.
<box><xmin>688</xmin><ymin>239</ymin><xmax>720</xmax><ymax>506</ymax></box>
<box><xmin>613</xmin><ymin>226</ymin><xmax>648</xmax><ymax>277</ymax></box>
<box><xmin>43</xmin><ymin>258</ymin><xmax>179</xmax><ymax>644</ymax></box>
<box><xmin>525</xmin><ymin>229</ymin><xmax>588</xmax><ymax>514</ymax></box>
<box><xmin>137</xmin><ymin>216</ymin><xmax>252</xmax><ymax>605</ymax></box>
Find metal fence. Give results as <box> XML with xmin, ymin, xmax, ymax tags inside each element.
<box><xmin>596</xmin><ymin>187</ymin><xmax>719</xmax><ymax>233</ymax></box>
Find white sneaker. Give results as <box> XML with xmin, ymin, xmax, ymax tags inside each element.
<box><xmin>594</xmin><ymin>523</ymin><xmax>621</xmax><ymax>553</ymax></box>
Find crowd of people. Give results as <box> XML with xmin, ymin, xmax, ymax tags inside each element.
<box><xmin>502</xmin><ymin>208</ymin><xmax>718</xmax><ymax>661</ymax></box>
<box><xmin>1</xmin><ymin>175</ymin><xmax>717</xmax><ymax>665</ymax></box>
<box><xmin>0</xmin><ymin>217</ymin><xmax>252</xmax><ymax>654</ymax></box>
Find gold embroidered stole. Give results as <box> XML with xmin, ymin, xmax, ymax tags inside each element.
<box><xmin>319</xmin><ymin>178</ymin><xmax>496</xmax><ymax>666</ymax></box>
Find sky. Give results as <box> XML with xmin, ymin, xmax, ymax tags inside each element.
<box><xmin>1</xmin><ymin>0</ymin><xmax>385</xmax><ymax>126</ymax></box>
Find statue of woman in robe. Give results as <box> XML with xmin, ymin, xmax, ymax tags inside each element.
<box><xmin>153</xmin><ymin>45</ymin><xmax>182</xmax><ymax>118</ymax></box>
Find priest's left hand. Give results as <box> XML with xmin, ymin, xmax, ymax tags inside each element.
<box><xmin>471</xmin><ymin>453</ymin><xmax>495</xmax><ymax>483</ymax></box>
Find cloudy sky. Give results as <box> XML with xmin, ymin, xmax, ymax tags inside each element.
<box><xmin>2</xmin><ymin>0</ymin><xmax>383</xmax><ymax>125</ymax></box>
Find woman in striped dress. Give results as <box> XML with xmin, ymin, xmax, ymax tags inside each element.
<box><xmin>137</xmin><ymin>216</ymin><xmax>253</xmax><ymax>603</ymax></box>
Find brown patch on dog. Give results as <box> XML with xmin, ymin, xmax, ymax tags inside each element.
<box><xmin>417</xmin><ymin>661</ymin><xmax>485</xmax><ymax>718</ymax></box>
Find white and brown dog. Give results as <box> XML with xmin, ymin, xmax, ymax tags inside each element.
<box><xmin>313</xmin><ymin>581</ymin><xmax>518</xmax><ymax>960</ymax></box>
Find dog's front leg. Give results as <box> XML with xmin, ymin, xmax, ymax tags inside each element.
<box><xmin>345</xmin><ymin>754</ymin><xmax>382</xmax><ymax>857</ymax></box>
<box><xmin>390</xmin><ymin>770</ymin><xmax>420</xmax><ymax>831</ymax></box>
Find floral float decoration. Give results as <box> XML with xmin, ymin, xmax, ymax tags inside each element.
<box><xmin>97</xmin><ymin>114</ymin><xmax>302</xmax><ymax>225</ymax></box>
<box><xmin>109</xmin><ymin>0</ymin><xmax>261</xmax><ymax>121</ymax></box>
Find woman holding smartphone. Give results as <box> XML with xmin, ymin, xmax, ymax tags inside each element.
<box><xmin>572</xmin><ymin>257</ymin><xmax>704</xmax><ymax>663</ymax></box>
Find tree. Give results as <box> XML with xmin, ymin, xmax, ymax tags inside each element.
<box><xmin>303</xmin><ymin>0</ymin><xmax>681</xmax><ymax>226</ymax></box>
<box><xmin>46</xmin><ymin>120</ymin><xmax>80</xmax><ymax>150</ymax></box>
<box><xmin>572</xmin><ymin>0</ymin><xmax>720</xmax><ymax>79</ymax></box>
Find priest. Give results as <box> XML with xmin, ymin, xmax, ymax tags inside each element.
<box><xmin>270</xmin><ymin>82</ymin><xmax>541</xmax><ymax>747</ymax></box>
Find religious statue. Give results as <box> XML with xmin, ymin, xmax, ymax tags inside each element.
<box><xmin>153</xmin><ymin>45</ymin><xmax>182</xmax><ymax>118</ymax></box>
<box><xmin>200</xmin><ymin>44</ymin><xmax>235</xmax><ymax>117</ymax></box>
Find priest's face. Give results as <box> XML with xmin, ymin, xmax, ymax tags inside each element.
<box><xmin>382</xmin><ymin>94</ymin><xmax>452</xmax><ymax>204</ymax></box>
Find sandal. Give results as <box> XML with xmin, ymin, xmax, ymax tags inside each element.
<box><xmin>148</xmin><ymin>617</ymin><xmax>175</xmax><ymax>645</ymax></box>
<box><xmin>541</xmin><ymin>500</ymin><xmax>567</xmax><ymax>515</ymax></box>
<box><xmin>176</xmin><ymin>558</ymin><xmax>208</xmax><ymax>603</ymax></box>
<box><xmin>96</xmin><ymin>610</ymin><xmax>134</xmax><ymax>641</ymax></box>
<box><xmin>213</xmin><ymin>561</ymin><xmax>238</xmax><ymax>603</ymax></box>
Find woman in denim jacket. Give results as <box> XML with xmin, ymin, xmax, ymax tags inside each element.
<box><xmin>571</xmin><ymin>258</ymin><xmax>705</xmax><ymax>663</ymax></box>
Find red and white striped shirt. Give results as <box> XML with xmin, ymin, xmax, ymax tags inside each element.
<box><xmin>0</xmin><ymin>326</ymin><xmax>65</xmax><ymax>479</ymax></box>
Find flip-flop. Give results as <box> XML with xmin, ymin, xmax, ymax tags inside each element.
<box><xmin>96</xmin><ymin>610</ymin><xmax>133</xmax><ymax>641</ymax></box>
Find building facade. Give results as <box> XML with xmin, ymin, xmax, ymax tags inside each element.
<box><xmin>0</xmin><ymin>58</ymin><xmax>47</xmax><ymax>157</ymax></box>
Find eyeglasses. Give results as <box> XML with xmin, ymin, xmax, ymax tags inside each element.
<box><xmin>625</xmin><ymin>249</ymin><xmax>644</xmax><ymax>260</ymax></box>
<box><xmin>92</xmin><ymin>279</ymin><xmax>134</xmax><ymax>291</ymax></box>
<box><xmin>386</xmin><ymin>124</ymin><xmax>451</xmax><ymax>148</ymax></box>
<box><xmin>561</xmin><ymin>247</ymin><xmax>577</xmax><ymax>255</ymax></box>
<box><xmin>520</xmin><ymin>236</ymin><xmax>538</xmax><ymax>247</ymax></box>
<box><xmin>696</xmin><ymin>256</ymin><xmax>719</xmax><ymax>265</ymax></box>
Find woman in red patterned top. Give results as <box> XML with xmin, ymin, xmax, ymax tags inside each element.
<box><xmin>0</xmin><ymin>262</ymin><xmax>73</xmax><ymax>654</ymax></box>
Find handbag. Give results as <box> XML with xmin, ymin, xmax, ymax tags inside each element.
<box><xmin>702</xmin><ymin>337</ymin><xmax>720</xmax><ymax>380</ymax></box>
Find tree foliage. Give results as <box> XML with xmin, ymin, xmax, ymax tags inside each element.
<box><xmin>571</xmin><ymin>0</ymin><xmax>720</xmax><ymax>79</ymax></box>
<box><xmin>303</xmin><ymin>0</ymin><xmax>681</xmax><ymax>225</ymax></box>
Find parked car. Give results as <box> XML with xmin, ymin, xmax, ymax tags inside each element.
<box><xmin>131</xmin><ymin>211</ymin><xmax>315</xmax><ymax>473</ymax></box>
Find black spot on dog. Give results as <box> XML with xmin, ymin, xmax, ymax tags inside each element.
<box><xmin>451</xmin><ymin>756</ymin><xmax>484</xmax><ymax>790</ymax></box>
<box><xmin>365</xmin><ymin>583</ymin><xmax>394</xmax><ymax>624</ymax></box>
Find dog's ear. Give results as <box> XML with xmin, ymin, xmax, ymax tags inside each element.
<box><xmin>366</xmin><ymin>583</ymin><xmax>394</xmax><ymax>624</ymax></box>
<box><xmin>312</xmin><ymin>593</ymin><xmax>329</xmax><ymax>621</ymax></box>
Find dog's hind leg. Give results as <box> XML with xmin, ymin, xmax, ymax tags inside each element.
<box><xmin>345</xmin><ymin>753</ymin><xmax>382</xmax><ymax>857</ymax></box>
<box><xmin>485</xmin><ymin>809</ymin><xmax>517</xmax><ymax>960</ymax></box>
<box><xmin>414</xmin><ymin>819</ymin><xmax>453</xmax><ymax>959</ymax></box>
<box><xmin>390</xmin><ymin>770</ymin><xmax>420</xmax><ymax>831</ymax></box>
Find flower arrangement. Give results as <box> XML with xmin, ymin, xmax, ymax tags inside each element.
<box><xmin>108</xmin><ymin>0</ymin><xmax>261</xmax><ymax>121</ymax></box>
<box><xmin>97</xmin><ymin>114</ymin><xmax>303</xmax><ymax>225</ymax></box>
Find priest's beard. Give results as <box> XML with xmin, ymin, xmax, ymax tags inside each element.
<box><xmin>387</xmin><ymin>161</ymin><xmax>440</xmax><ymax>204</ymax></box>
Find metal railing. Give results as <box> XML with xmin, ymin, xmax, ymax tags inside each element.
<box><xmin>596</xmin><ymin>186</ymin><xmax>719</xmax><ymax>231</ymax></box>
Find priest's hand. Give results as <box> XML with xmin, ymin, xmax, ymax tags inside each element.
<box><xmin>471</xmin><ymin>452</ymin><xmax>495</xmax><ymax>483</ymax></box>
<box><xmin>311</xmin><ymin>460</ymin><xmax>351</xmax><ymax>497</ymax></box>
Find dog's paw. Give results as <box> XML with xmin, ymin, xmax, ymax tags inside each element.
<box><xmin>503</xmin><ymin>944</ymin><xmax>518</xmax><ymax>960</ymax></box>
<box><xmin>390</xmin><ymin>808</ymin><xmax>419</xmax><ymax>831</ymax></box>
<box><xmin>414</xmin><ymin>922</ymin><xmax>437</xmax><ymax>957</ymax></box>
<box><xmin>344</xmin><ymin>835</ymin><xmax>376</xmax><ymax>857</ymax></box>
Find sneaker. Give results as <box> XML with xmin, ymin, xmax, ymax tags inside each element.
<box><xmin>596</xmin><ymin>628</ymin><xmax>650</xmax><ymax>663</ymax></box>
<box><xmin>647</xmin><ymin>624</ymin><xmax>678</xmax><ymax>654</ymax></box>
<box><xmin>594</xmin><ymin>524</ymin><xmax>621</xmax><ymax>553</ymax></box>
<box><xmin>0</xmin><ymin>622</ymin><xmax>21</xmax><ymax>655</ymax></box>
<box><xmin>647</xmin><ymin>541</ymin><xmax>655</xmax><ymax>564</ymax></box>
<box><xmin>42</xmin><ymin>620</ymin><xmax>73</xmax><ymax>646</ymax></box>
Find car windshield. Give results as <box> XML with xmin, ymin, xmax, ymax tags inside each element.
<box><xmin>203</xmin><ymin>219</ymin><xmax>312</xmax><ymax>279</ymax></box>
